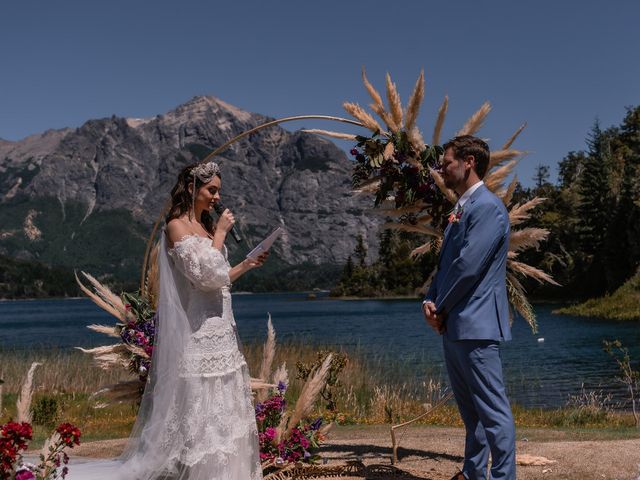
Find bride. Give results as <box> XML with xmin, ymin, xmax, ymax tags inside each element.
<box><xmin>69</xmin><ymin>161</ymin><xmax>266</xmax><ymax>479</ymax></box>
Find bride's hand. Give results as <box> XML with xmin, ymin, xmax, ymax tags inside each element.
<box><xmin>243</xmin><ymin>251</ymin><xmax>269</xmax><ymax>269</ymax></box>
<box><xmin>216</xmin><ymin>208</ymin><xmax>235</xmax><ymax>233</ymax></box>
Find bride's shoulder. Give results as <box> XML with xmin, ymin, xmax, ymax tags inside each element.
<box><xmin>166</xmin><ymin>218</ymin><xmax>193</xmax><ymax>248</ymax></box>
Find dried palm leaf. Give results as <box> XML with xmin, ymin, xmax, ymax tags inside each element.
<box><xmin>484</xmin><ymin>160</ymin><xmax>517</xmax><ymax>192</ymax></box>
<box><xmin>502</xmin><ymin>176</ymin><xmax>519</xmax><ymax>207</ymax></box>
<box><xmin>76</xmin><ymin>344</ymin><xmax>130</xmax><ymax>370</ymax></box>
<box><xmin>383</xmin><ymin>141</ymin><xmax>396</xmax><ymax>161</ymax></box>
<box><xmin>502</xmin><ymin>123</ymin><xmax>527</xmax><ymax>149</ymax></box>
<box><xmin>411</xmin><ymin>241</ymin><xmax>433</xmax><ymax>258</ymax></box>
<box><xmin>284</xmin><ymin>354</ymin><xmax>333</xmax><ymax>439</ymax></box>
<box><xmin>404</xmin><ymin>69</ymin><xmax>425</xmax><ymax>132</ymax></box>
<box><xmin>352</xmin><ymin>176</ymin><xmax>382</xmax><ymax>195</ymax></box>
<box><xmin>415</xmin><ymin>213</ymin><xmax>434</xmax><ymax>225</ymax></box>
<box><xmin>457</xmin><ymin>101</ymin><xmax>491</xmax><ymax>136</ymax></box>
<box><xmin>257</xmin><ymin>315</ymin><xmax>277</xmax><ymax>402</ymax></box>
<box><xmin>509</xmin><ymin>197</ymin><xmax>546</xmax><ymax>226</ymax></box>
<box><xmin>408</xmin><ymin>127</ymin><xmax>426</xmax><ymax>157</ymax></box>
<box><xmin>125</xmin><ymin>344</ymin><xmax>149</xmax><ymax>359</ymax></box>
<box><xmin>145</xmin><ymin>242</ymin><xmax>160</xmax><ymax>308</ymax></box>
<box><xmin>274</xmin><ymin>412</ymin><xmax>289</xmax><ymax>444</ymax></box>
<box><xmin>301</xmin><ymin>129</ymin><xmax>358</xmax><ymax>141</ymax></box>
<box><xmin>343</xmin><ymin>102</ymin><xmax>383</xmax><ymax>133</ymax></box>
<box><xmin>507</xmin><ymin>273</ymin><xmax>537</xmax><ymax>332</ymax></box>
<box><xmin>432</xmin><ymin>96</ymin><xmax>449</xmax><ymax>145</ymax></box>
<box><xmin>385</xmin><ymin>73</ymin><xmax>403</xmax><ymax>130</ymax></box>
<box><xmin>361</xmin><ymin>67</ymin><xmax>386</xmax><ymax>113</ymax></box>
<box><xmin>385</xmin><ymin>222</ymin><xmax>441</xmax><ymax>238</ymax></box>
<box><xmin>16</xmin><ymin>362</ymin><xmax>41</xmax><ymax>423</ymax></box>
<box><xmin>250</xmin><ymin>379</ymin><xmax>277</xmax><ymax>391</ymax></box>
<box><xmin>87</xmin><ymin>324</ymin><xmax>120</xmax><ymax>338</ymax></box>
<box><xmin>92</xmin><ymin>380</ymin><xmax>141</xmax><ymax>403</ymax></box>
<box><xmin>361</xmin><ymin>67</ymin><xmax>394</xmax><ymax>129</ymax></box>
<box><xmin>272</xmin><ymin>362</ymin><xmax>289</xmax><ymax>389</ymax></box>
<box><xmin>81</xmin><ymin>272</ymin><xmax>127</xmax><ymax>315</ymax></box>
<box><xmin>489</xmin><ymin>149</ymin><xmax>525</xmax><ymax>170</ymax></box>
<box><xmin>75</xmin><ymin>272</ymin><xmax>125</xmax><ymax>322</ymax></box>
<box><xmin>367</xmin><ymin>203</ymin><xmax>428</xmax><ymax>217</ymax></box>
<box><xmin>509</xmin><ymin>228</ymin><xmax>550</xmax><ymax>254</ymax></box>
<box><xmin>429</xmin><ymin>167</ymin><xmax>457</xmax><ymax>203</ymax></box>
<box><xmin>509</xmin><ymin>260</ymin><xmax>560</xmax><ymax>286</ymax></box>
<box><xmin>418</xmin><ymin>269</ymin><xmax>437</xmax><ymax>295</ymax></box>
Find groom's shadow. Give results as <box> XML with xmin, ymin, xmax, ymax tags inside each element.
<box><xmin>320</xmin><ymin>443</ymin><xmax>463</xmax><ymax>479</ymax></box>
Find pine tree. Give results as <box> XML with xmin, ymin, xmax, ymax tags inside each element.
<box><xmin>576</xmin><ymin>121</ymin><xmax>614</xmax><ymax>294</ymax></box>
<box><xmin>354</xmin><ymin>234</ymin><xmax>367</xmax><ymax>267</ymax></box>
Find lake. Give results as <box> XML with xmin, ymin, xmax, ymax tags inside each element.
<box><xmin>1</xmin><ymin>294</ymin><xmax>638</xmax><ymax>409</ymax></box>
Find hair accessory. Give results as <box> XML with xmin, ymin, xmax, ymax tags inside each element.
<box><xmin>190</xmin><ymin>161</ymin><xmax>221</xmax><ymax>183</ymax></box>
<box><xmin>190</xmin><ymin>161</ymin><xmax>221</xmax><ymax>219</ymax></box>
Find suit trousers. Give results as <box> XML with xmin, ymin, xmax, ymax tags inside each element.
<box><xmin>443</xmin><ymin>336</ymin><xmax>516</xmax><ymax>479</ymax></box>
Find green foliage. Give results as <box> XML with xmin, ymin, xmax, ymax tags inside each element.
<box><xmin>518</xmin><ymin>106</ymin><xmax>640</xmax><ymax>303</ymax></box>
<box><xmin>296</xmin><ymin>350</ymin><xmax>348</xmax><ymax>413</ymax></box>
<box><xmin>331</xmin><ymin>228</ymin><xmax>436</xmax><ymax>298</ymax></box>
<box><xmin>554</xmin><ymin>268</ymin><xmax>640</xmax><ymax>320</ymax></box>
<box><xmin>31</xmin><ymin>395</ymin><xmax>60</xmax><ymax>429</ymax></box>
<box><xmin>0</xmin><ymin>255</ymin><xmax>79</xmax><ymax>299</ymax></box>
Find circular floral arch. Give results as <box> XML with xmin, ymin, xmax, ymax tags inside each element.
<box><xmin>141</xmin><ymin>68</ymin><xmax>558</xmax><ymax>333</ymax></box>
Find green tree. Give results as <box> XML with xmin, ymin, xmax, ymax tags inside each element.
<box><xmin>576</xmin><ymin>121</ymin><xmax>614</xmax><ymax>295</ymax></box>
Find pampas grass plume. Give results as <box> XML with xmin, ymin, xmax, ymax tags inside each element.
<box><xmin>16</xmin><ymin>362</ymin><xmax>41</xmax><ymax>423</ymax></box>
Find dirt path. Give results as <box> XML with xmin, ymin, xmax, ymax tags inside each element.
<box><xmin>70</xmin><ymin>426</ymin><xmax>640</xmax><ymax>479</ymax></box>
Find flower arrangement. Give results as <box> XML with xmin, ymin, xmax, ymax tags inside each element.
<box><xmin>75</xmin><ymin>272</ymin><xmax>156</xmax><ymax>402</ymax></box>
<box><xmin>304</xmin><ymin>68</ymin><xmax>560</xmax><ymax>331</ymax></box>
<box><xmin>1</xmin><ymin>365</ymin><xmax>81</xmax><ymax>480</ymax></box>
<box><xmin>255</xmin><ymin>383</ymin><xmax>325</xmax><ymax>465</ymax></box>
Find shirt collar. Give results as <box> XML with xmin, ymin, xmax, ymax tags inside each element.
<box><xmin>456</xmin><ymin>180</ymin><xmax>484</xmax><ymax>209</ymax></box>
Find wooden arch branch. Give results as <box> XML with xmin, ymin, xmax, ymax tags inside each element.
<box><xmin>140</xmin><ymin>115</ymin><xmax>364</xmax><ymax>293</ymax></box>
<box><xmin>390</xmin><ymin>389</ymin><xmax>454</xmax><ymax>464</ymax></box>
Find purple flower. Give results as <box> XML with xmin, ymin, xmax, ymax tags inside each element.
<box><xmin>277</xmin><ymin>381</ymin><xmax>287</xmax><ymax>393</ymax></box>
<box><xmin>310</xmin><ymin>417</ymin><xmax>323</xmax><ymax>431</ymax></box>
<box><xmin>350</xmin><ymin>148</ymin><xmax>359</xmax><ymax>156</ymax></box>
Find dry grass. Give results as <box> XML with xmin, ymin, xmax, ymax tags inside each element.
<box><xmin>1</xmin><ymin>344</ymin><xmax>636</xmax><ymax>447</ymax></box>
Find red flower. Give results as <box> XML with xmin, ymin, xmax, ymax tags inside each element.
<box><xmin>55</xmin><ymin>423</ymin><xmax>81</xmax><ymax>447</ymax></box>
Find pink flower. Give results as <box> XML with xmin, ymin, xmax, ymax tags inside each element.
<box><xmin>16</xmin><ymin>469</ymin><xmax>36</xmax><ymax>480</ymax></box>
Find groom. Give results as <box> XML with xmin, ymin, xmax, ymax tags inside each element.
<box><xmin>423</xmin><ymin>135</ymin><xmax>516</xmax><ymax>479</ymax></box>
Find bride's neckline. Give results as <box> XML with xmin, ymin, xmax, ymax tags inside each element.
<box><xmin>168</xmin><ymin>232</ymin><xmax>214</xmax><ymax>251</ymax></box>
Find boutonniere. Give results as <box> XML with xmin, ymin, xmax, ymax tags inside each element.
<box><xmin>448</xmin><ymin>205</ymin><xmax>463</xmax><ymax>224</ymax></box>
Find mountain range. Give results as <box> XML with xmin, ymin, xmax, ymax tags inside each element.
<box><xmin>0</xmin><ymin>96</ymin><xmax>380</xmax><ymax>290</ymax></box>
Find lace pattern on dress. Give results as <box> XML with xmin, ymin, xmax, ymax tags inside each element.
<box><xmin>168</xmin><ymin>235</ymin><xmax>231</xmax><ymax>292</ymax></box>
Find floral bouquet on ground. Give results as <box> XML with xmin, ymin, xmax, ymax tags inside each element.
<box><xmin>256</xmin><ymin>383</ymin><xmax>325</xmax><ymax>465</ymax></box>
<box><xmin>1</xmin><ymin>364</ymin><xmax>81</xmax><ymax>480</ymax></box>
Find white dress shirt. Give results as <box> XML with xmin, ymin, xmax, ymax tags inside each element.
<box><xmin>455</xmin><ymin>180</ymin><xmax>484</xmax><ymax>211</ymax></box>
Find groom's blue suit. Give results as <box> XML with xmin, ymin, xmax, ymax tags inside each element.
<box><xmin>426</xmin><ymin>183</ymin><xmax>516</xmax><ymax>480</ymax></box>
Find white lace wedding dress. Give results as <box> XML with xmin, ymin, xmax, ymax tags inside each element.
<box><xmin>68</xmin><ymin>233</ymin><xmax>262</xmax><ymax>480</ymax></box>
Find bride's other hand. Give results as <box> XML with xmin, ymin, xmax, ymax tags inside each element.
<box><xmin>229</xmin><ymin>252</ymin><xmax>269</xmax><ymax>283</ymax></box>
<box><xmin>244</xmin><ymin>251</ymin><xmax>269</xmax><ymax>269</ymax></box>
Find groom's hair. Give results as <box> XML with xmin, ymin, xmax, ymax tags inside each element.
<box><xmin>443</xmin><ymin>135</ymin><xmax>490</xmax><ymax>178</ymax></box>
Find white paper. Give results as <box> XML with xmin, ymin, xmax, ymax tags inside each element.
<box><xmin>246</xmin><ymin>227</ymin><xmax>284</xmax><ymax>260</ymax></box>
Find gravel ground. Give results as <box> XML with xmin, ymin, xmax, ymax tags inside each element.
<box><xmin>68</xmin><ymin>425</ymin><xmax>640</xmax><ymax>480</ymax></box>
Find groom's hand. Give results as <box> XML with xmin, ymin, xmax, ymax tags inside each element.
<box><xmin>422</xmin><ymin>301</ymin><xmax>445</xmax><ymax>334</ymax></box>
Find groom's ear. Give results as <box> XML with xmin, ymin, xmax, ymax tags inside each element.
<box><xmin>465</xmin><ymin>154</ymin><xmax>477</xmax><ymax>172</ymax></box>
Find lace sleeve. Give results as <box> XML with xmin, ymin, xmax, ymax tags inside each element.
<box><xmin>168</xmin><ymin>236</ymin><xmax>231</xmax><ymax>291</ymax></box>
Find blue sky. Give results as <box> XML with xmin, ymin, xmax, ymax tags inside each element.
<box><xmin>1</xmin><ymin>0</ymin><xmax>638</xmax><ymax>186</ymax></box>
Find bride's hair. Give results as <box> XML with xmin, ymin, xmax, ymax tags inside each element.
<box><xmin>166</xmin><ymin>163</ymin><xmax>221</xmax><ymax>233</ymax></box>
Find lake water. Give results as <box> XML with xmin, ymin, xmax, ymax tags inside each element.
<box><xmin>1</xmin><ymin>294</ymin><xmax>639</xmax><ymax>409</ymax></box>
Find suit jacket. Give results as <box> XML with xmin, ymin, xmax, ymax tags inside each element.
<box><xmin>425</xmin><ymin>184</ymin><xmax>511</xmax><ymax>341</ymax></box>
